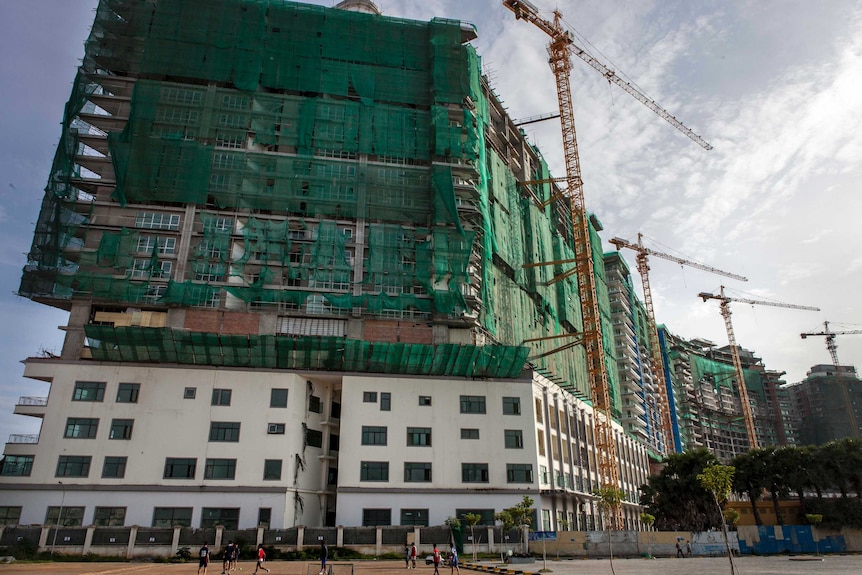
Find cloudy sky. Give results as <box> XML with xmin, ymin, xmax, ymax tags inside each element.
<box><xmin>1</xmin><ymin>0</ymin><xmax>861</xmax><ymax>443</ymax></box>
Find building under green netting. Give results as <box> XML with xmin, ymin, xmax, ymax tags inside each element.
<box><xmin>19</xmin><ymin>0</ymin><xmax>624</xmax><ymax>405</ymax></box>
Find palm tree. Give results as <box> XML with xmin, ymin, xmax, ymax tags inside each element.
<box><xmin>821</xmin><ymin>440</ymin><xmax>852</xmax><ymax>498</ymax></box>
<box><xmin>778</xmin><ymin>446</ymin><xmax>812</xmax><ymax>515</ymax></box>
<box><xmin>731</xmin><ymin>450</ymin><xmax>766</xmax><ymax>526</ymax></box>
<box><xmin>763</xmin><ymin>447</ymin><xmax>791</xmax><ymax>525</ymax></box>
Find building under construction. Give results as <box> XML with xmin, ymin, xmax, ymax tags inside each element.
<box><xmin>791</xmin><ymin>364</ymin><xmax>862</xmax><ymax>445</ymax></box>
<box><xmin>2</xmin><ymin>0</ymin><xmax>653</xmax><ymax>533</ymax></box>
<box><xmin>661</xmin><ymin>330</ymin><xmax>791</xmax><ymax>461</ymax></box>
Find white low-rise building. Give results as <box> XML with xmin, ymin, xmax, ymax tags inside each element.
<box><xmin>1</xmin><ymin>358</ymin><xmax>648</xmax><ymax>530</ymax></box>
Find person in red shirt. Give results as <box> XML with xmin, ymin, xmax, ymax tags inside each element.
<box><xmin>254</xmin><ymin>544</ymin><xmax>270</xmax><ymax>574</ymax></box>
<box><xmin>432</xmin><ymin>544</ymin><xmax>441</xmax><ymax>575</ymax></box>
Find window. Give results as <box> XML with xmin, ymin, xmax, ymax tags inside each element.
<box><xmin>328</xmin><ymin>466</ymin><xmax>338</xmax><ymax>485</ymax></box>
<box><xmin>136</xmin><ymin>212</ymin><xmax>180</xmax><ymax>230</ymax></box>
<box><xmin>361</xmin><ymin>426</ymin><xmax>387</xmax><ymax>445</ymax></box>
<box><xmin>45</xmin><ymin>506</ymin><xmax>84</xmax><ymax>526</ymax></box>
<box><xmin>73</xmin><ymin>381</ymin><xmax>105</xmax><ymax>402</ymax></box>
<box><xmin>503</xmin><ymin>397</ymin><xmax>522</xmax><ymax>415</ymax></box>
<box><xmin>164</xmin><ymin>458</ymin><xmax>197</xmax><ymax>479</ymax></box>
<box><xmin>137</xmin><ymin>235</ymin><xmax>176</xmax><ymax>255</ymax></box>
<box><xmin>460</xmin><ymin>395</ymin><xmax>486</xmax><ymax>414</ymax></box>
<box><xmin>461</xmin><ymin>462</ymin><xmax>490</xmax><ymax>483</ymax></box>
<box><xmin>537</xmin><ymin>429</ymin><xmax>545</xmax><ymax>456</ymax></box>
<box><xmin>64</xmin><ymin>417</ymin><xmax>99</xmax><ymax>439</ymax></box>
<box><xmin>403</xmin><ymin>462</ymin><xmax>432</xmax><ymax>482</ymax></box>
<box><xmin>400</xmin><ymin>509</ymin><xmax>429</xmax><ymax>526</ymax></box>
<box><xmin>205</xmin><ymin>458</ymin><xmax>237</xmax><ymax>480</ymax></box>
<box><xmin>56</xmin><ymin>456</ymin><xmax>91</xmax><ymax>477</ymax></box>
<box><xmin>362</xmin><ymin>508</ymin><xmax>391</xmax><ymax>526</ymax></box>
<box><xmin>270</xmin><ymin>388</ymin><xmax>288</xmax><ymax>408</ymax></box>
<box><xmin>212</xmin><ymin>388</ymin><xmax>232</xmax><ymax>406</ymax></box>
<box><xmin>535</xmin><ymin>397</ymin><xmax>543</xmax><ymax>423</ymax></box>
<box><xmin>102</xmin><ymin>456</ymin><xmax>127</xmax><ymax>478</ymax></box>
<box><xmin>329</xmin><ymin>433</ymin><xmax>340</xmax><ymax>451</ymax></box>
<box><xmin>152</xmin><ymin>507</ymin><xmax>192</xmax><ymax>528</ymax></box>
<box><xmin>258</xmin><ymin>508</ymin><xmax>272</xmax><ymax>529</ymax></box>
<box><xmin>263</xmin><ymin>459</ymin><xmax>282</xmax><ymax>480</ymax></box>
<box><xmin>455</xmin><ymin>509</ymin><xmax>496</xmax><ymax>526</ymax></box>
<box><xmin>268</xmin><ymin>423</ymin><xmax>285</xmax><ymax>435</ymax></box>
<box><xmin>506</xmin><ymin>463</ymin><xmax>534</xmax><ymax>483</ymax></box>
<box><xmin>306</xmin><ymin>428</ymin><xmax>323</xmax><ymax>448</ymax></box>
<box><xmin>406</xmin><ymin>427</ymin><xmax>432</xmax><ymax>446</ymax></box>
<box><xmin>0</xmin><ymin>507</ymin><xmax>22</xmax><ymax>526</ymax></box>
<box><xmin>110</xmin><ymin>419</ymin><xmax>134</xmax><ymax>440</ymax></box>
<box><xmin>116</xmin><ymin>383</ymin><xmax>140</xmax><ymax>403</ymax></box>
<box><xmin>201</xmin><ymin>508</ymin><xmax>238</xmax><ymax>529</ymax></box>
<box><xmin>360</xmin><ymin>461</ymin><xmax>389</xmax><ymax>481</ymax></box>
<box><xmin>184</xmin><ymin>387</ymin><xmax>197</xmax><ymax>399</ymax></box>
<box><xmin>363</xmin><ymin>391</ymin><xmax>378</xmax><ymax>403</ymax></box>
<box><xmin>380</xmin><ymin>392</ymin><xmax>391</xmax><ymax>411</ymax></box>
<box><xmin>505</xmin><ymin>429</ymin><xmax>524</xmax><ymax>449</ymax></box>
<box><xmin>94</xmin><ymin>507</ymin><xmax>126</xmax><ymax>527</ymax></box>
<box><xmin>309</xmin><ymin>395</ymin><xmax>322</xmax><ymax>413</ymax></box>
<box><xmin>209</xmin><ymin>422</ymin><xmax>240</xmax><ymax>442</ymax></box>
<box><xmin>0</xmin><ymin>455</ymin><xmax>34</xmax><ymax>476</ymax></box>
<box><xmin>461</xmin><ymin>428</ymin><xmax>480</xmax><ymax>440</ymax></box>
<box><xmin>419</xmin><ymin>396</ymin><xmax>432</xmax><ymax>406</ymax></box>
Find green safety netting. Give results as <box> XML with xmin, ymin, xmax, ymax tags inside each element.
<box><xmin>19</xmin><ymin>0</ymin><xmax>627</xmax><ymax>404</ymax></box>
<box><xmin>84</xmin><ymin>325</ymin><xmax>528</xmax><ymax>378</ymax></box>
<box><xmin>690</xmin><ymin>354</ymin><xmax>765</xmax><ymax>403</ymax></box>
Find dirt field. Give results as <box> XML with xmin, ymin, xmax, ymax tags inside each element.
<box><xmin>0</xmin><ymin>556</ymin><xmax>860</xmax><ymax>575</ymax></box>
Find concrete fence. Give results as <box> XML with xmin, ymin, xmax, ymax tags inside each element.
<box><xmin>0</xmin><ymin>524</ymin><xmax>858</xmax><ymax>558</ymax></box>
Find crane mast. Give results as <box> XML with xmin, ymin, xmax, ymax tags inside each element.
<box><xmin>610</xmin><ymin>234</ymin><xmax>748</xmax><ymax>454</ymax></box>
<box><xmin>800</xmin><ymin>321</ymin><xmax>862</xmax><ymax>438</ymax></box>
<box><xmin>503</xmin><ymin>0</ymin><xmax>621</xmax><ymax>512</ymax></box>
<box><xmin>700</xmin><ymin>287</ymin><xmax>819</xmax><ymax>449</ymax></box>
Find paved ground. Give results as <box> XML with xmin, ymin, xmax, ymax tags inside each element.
<box><xmin>0</xmin><ymin>557</ymin><xmax>858</xmax><ymax>575</ymax></box>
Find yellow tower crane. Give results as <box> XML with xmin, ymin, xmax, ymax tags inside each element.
<box><xmin>502</xmin><ymin>0</ymin><xmax>711</xmax><ymax>522</ymax></box>
<box><xmin>800</xmin><ymin>321</ymin><xmax>862</xmax><ymax>438</ymax></box>
<box><xmin>699</xmin><ymin>287</ymin><xmax>819</xmax><ymax>449</ymax></box>
<box><xmin>609</xmin><ymin>234</ymin><xmax>748</xmax><ymax>454</ymax></box>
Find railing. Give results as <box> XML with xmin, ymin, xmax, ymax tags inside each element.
<box><xmin>8</xmin><ymin>434</ymin><xmax>39</xmax><ymax>444</ymax></box>
<box><xmin>16</xmin><ymin>396</ymin><xmax>47</xmax><ymax>406</ymax></box>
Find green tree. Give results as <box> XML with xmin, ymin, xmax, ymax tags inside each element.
<box><xmin>495</xmin><ymin>496</ymin><xmax>534</xmax><ymax>553</ymax></box>
<box><xmin>763</xmin><ymin>447</ymin><xmax>792</xmax><ymax>525</ymax></box>
<box><xmin>837</xmin><ymin>438</ymin><xmax>862</xmax><ymax>498</ymax></box>
<box><xmin>463</xmin><ymin>513</ymin><xmax>482</xmax><ymax>561</ymax></box>
<box><xmin>640</xmin><ymin>513</ymin><xmax>655</xmax><ymax>558</ymax></box>
<box><xmin>639</xmin><ymin>448</ymin><xmax>723</xmax><ymax>531</ymax></box>
<box><xmin>731</xmin><ymin>449</ymin><xmax>767</xmax><ymax>526</ymax></box>
<box><xmin>594</xmin><ymin>486</ymin><xmax>625</xmax><ymax>575</ymax></box>
<box><xmin>821</xmin><ymin>440</ymin><xmax>852</xmax><ymax>498</ymax></box>
<box><xmin>697</xmin><ymin>463</ymin><xmax>737</xmax><ymax>575</ymax></box>
<box><xmin>806</xmin><ymin>513</ymin><xmax>823</xmax><ymax>555</ymax></box>
<box><xmin>779</xmin><ymin>445</ymin><xmax>814</xmax><ymax>515</ymax></box>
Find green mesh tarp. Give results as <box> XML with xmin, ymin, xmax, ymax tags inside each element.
<box><xmin>85</xmin><ymin>325</ymin><xmax>528</xmax><ymax>378</ymax></box>
<box><xmin>690</xmin><ymin>354</ymin><xmax>765</xmax><ymax>401</ymax></box>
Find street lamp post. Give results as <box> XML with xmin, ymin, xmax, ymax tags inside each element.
<box><xmin>51</xmin><ymin>481</ymin><xmax>65</xmax><ymax>555</ymax></box>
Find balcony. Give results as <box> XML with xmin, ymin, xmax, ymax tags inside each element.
<box><xmin>7</xmin><ymin>434</ymin><xmax>38</xmax><ymax>444</ymax></box>
<box><xmin>13</xmin><ymin>396</ymin><xmax>47</xmax><ymax>418</ymax></box>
